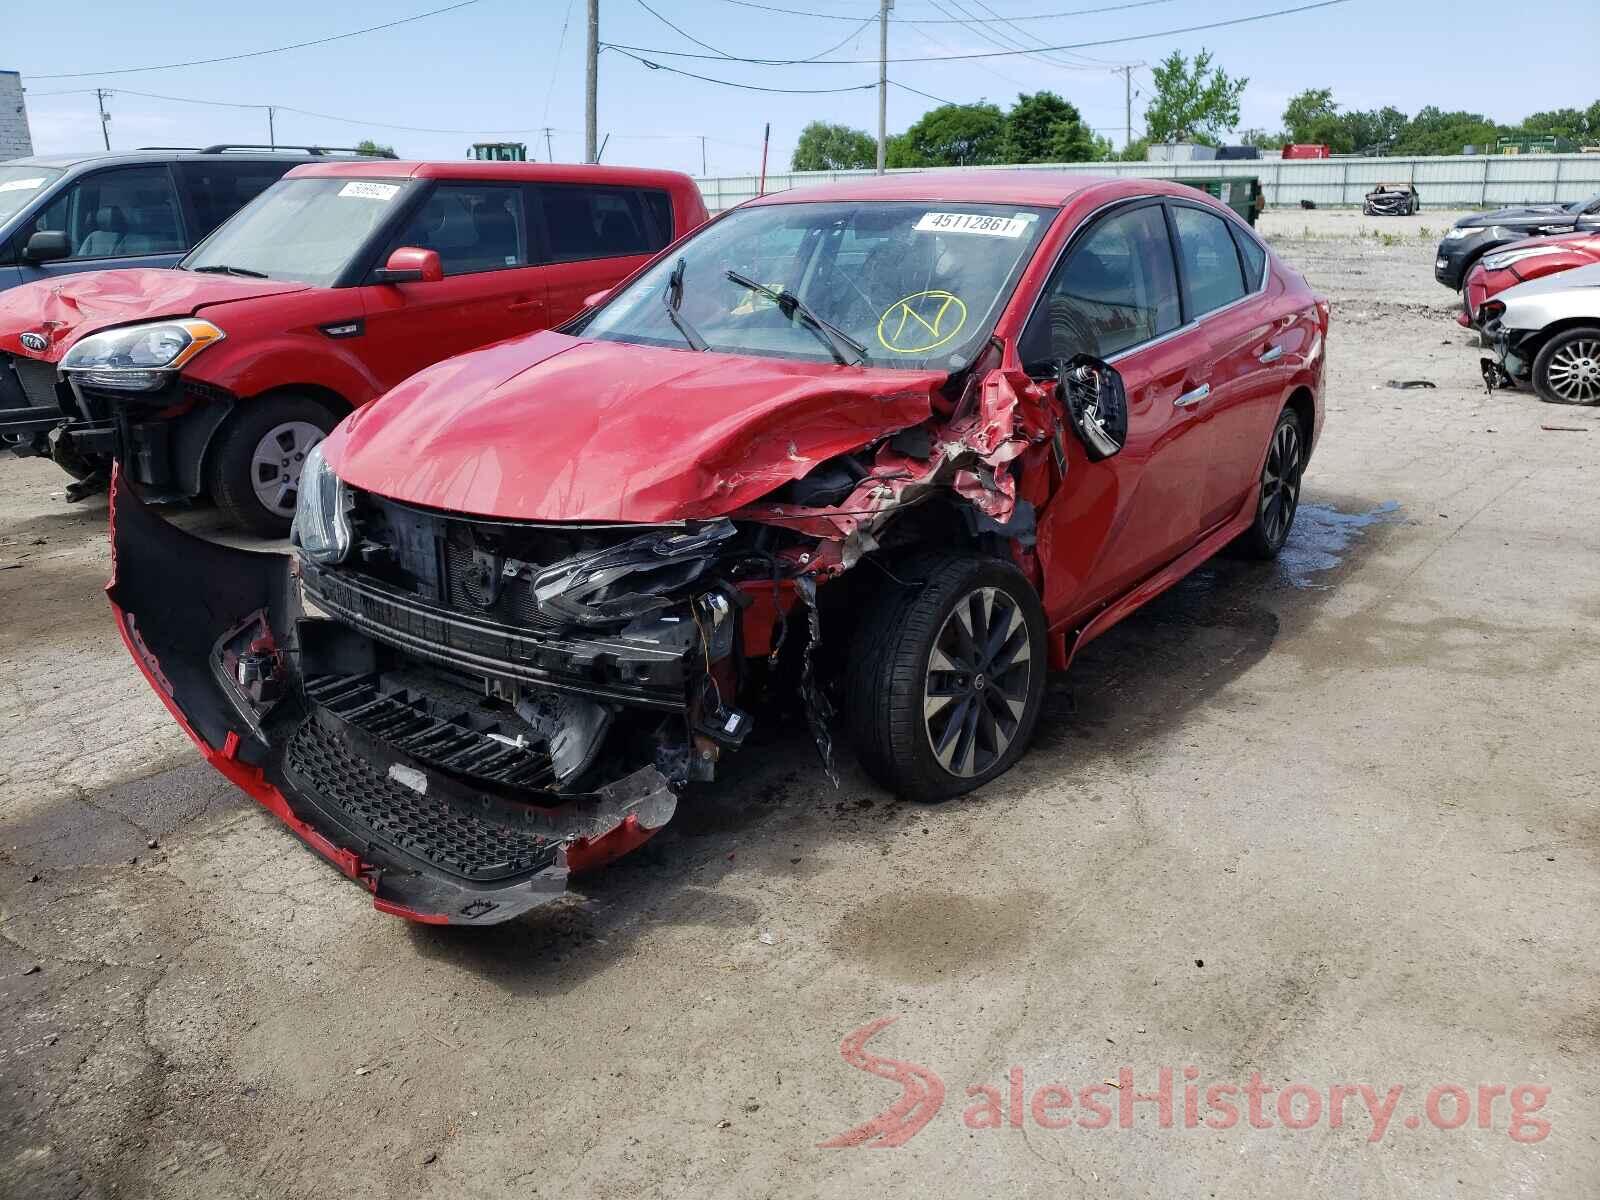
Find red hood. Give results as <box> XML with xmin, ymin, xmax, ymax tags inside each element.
<box><xmin>0</xmin><ymin>269</ymin><xmax>312</xmax><ymax>361</ymax></box>
<box><xmin>324</xmin><ymin>331</ymin><xmax>946</xmax><ymax>522</ymax></box>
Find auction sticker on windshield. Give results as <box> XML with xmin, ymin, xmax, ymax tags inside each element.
<box><xmin>915</xmin><ymin>212</ymin><xmax>1032</xmax><ymax>238</ymax></box>
<box><xmin>338</xmin><ymin>181</ymin><xmax>401</xmax><ymax>202</ymax></box>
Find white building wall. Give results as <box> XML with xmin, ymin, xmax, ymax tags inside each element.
<box><xmin>0</xmin><ymin>71</ymin><xmax>34</xmax><ymax>160</ymax></box>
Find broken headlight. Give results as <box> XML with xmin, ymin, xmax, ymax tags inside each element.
<box><xmin>291</xmin><ymin>443</ymin><xmax>352</xmax><ymax>565</ymax></box>
<box><xmin>60</xmin><ymin>318</ymin><xmax>224</xmax><ymax>391</ymax></box>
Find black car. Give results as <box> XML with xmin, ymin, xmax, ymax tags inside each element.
<box><xmin>1434</xmin><ymin>192</ymin><xmax>1600</xmax><ymax>290</ymax></box>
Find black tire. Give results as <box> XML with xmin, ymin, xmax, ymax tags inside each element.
<box><xmin>205</xmin><ymin>394</ymin><xmax>339</xmax><ymax>536</ymax></box>
<box><xmin>1531</xmin><ymin>326</ymin><xmax>1600</xmax><ymax>406</ymax></box>
<box><xmin>1236</xmin><ymin>408</ymin><xmax>1305</xmax><ymax>560</ymax></box>
<box><xmin>844</xmin><ymin>553</ymin><xmax>1048</xmax><ymax>802</ymax></box>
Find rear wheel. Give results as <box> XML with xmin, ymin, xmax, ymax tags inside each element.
<box><xmin>1531</xmin><ymin>327</ymin><xmax>1600</xmax><ymax>405</ymax></box>
<box><xmin>845</xmin><ymin>554</ymin><xmax>1048</xmax><ymax>802</ymax></box>
<box><xmin>206</xmin><ymin>395</ymin><xmax>338</xmax><ymax>536</ymax></box>
<box><xmin>1236</xmin><ymin>408</ymin><xmax>1305</xmax><ymax>560</ymax></box>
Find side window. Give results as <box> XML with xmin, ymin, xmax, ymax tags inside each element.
<box><xmin>1020</xmin><ymin>203</ymin><xmax>1180</xmax><ymax>366</ymax></box>
<box><xmin>1230</xmin><ymin>223</ymin><xmax>1267</xmax><ymax>290</ymax></box>
<box><xmin>389</xmin><ymin>183</ymin><xmax>526</xmax><ymax>276</ymax></box>
<box><xmin>642</xmin><ymin>190</ymin><xmax>674</xmax><ymax>246</ymax></box>
<box><xmin>178</xmin><ymin>162</ymin><xmax>292</xmax><ymax>240</ymax></box>
<box><xmin>538</xmin><ymin>186</ymin><xmax>659</xmax><ymax>262</ymax></box>
<box><xmin>31</xmin><ymin>166</ymin><xmax>184</xmax><ymax>260</ymax></box>
<box><xmin>1170</xmin><ymin>204</ymin><xmax>1247</xmax><ymax>318</ymax></box>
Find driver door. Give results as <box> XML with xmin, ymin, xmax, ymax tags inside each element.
<box><xmin>1019</xmin><ymin>200</ymin><xmax>1216</xmax><ymax>626</ymax></box>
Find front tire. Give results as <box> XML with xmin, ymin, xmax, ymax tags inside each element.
<box><xmin>845</xmin><ymin>554</ymin><xmax>1048</xmax><ymax>801</ymax></box>
<box><xmin>1237</xmin><ymin>408</ymin><xmax>1305</xmax><ymax>560</ymax></box>
<box><xmin>206</xmin><ymin>395</ymin><xmax>338</xmax><ymax>536</ymax></box>
<box><xmin>1531</xmin><ymin>327</ymin><xmax>1600</xmax><ymax>405</ymax></box>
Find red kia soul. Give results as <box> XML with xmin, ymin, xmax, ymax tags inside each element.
<box><xmin>111</xmin><ymin>173</ymin><xmax>1327</xmax><ymax>924</ymax></box>
<box><xmin>0</xmin><ymin>160</ymin><xmax>706</xmax><ymax>532</ymax></box>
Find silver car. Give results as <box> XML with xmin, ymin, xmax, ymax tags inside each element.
<box><xmin>1482</xmin><ymin>261</ymin><xmax>1600</xmax><ymax>405</ymax></box>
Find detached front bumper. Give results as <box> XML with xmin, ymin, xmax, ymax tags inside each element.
<box><xmin>107</xmin><ymin>470</ymin><xmax>678</xmax><ymax>924</ymax></box>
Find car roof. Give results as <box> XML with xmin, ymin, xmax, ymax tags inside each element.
<box><xmin>739</xmin><ymin>171</ymin><xmax>1204</xmax><ymax>209</ymax></box>
<box><xmin>4</xmin><ymin>149</ymin><xmax>367</xmax><ymax>171</ymax></box>
<box><xmin>284</xmin><ymin>160</ymin><xmax>698</xmax><ymax>190</ymax></box>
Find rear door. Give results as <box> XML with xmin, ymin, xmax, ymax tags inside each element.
<box><xmin>1166</xmin><ymin>200</ymin><xmax>1282</xmax><ymax>526</ymax></box>
<box><xmin>1020</xmin><ymin>200</ymin><xmax>1215</xmax><ymax>622</ymax></box>
<box><xmin>15</xmin><ymin>165</ymin><xmax>187</xmax><ymax>284</ymax></box>
<box><xmin>358</xmin><ymin>180</ymin><xmax>550</xmax><ymax>390</ymax></box>
<box><xmin>531</xmin><ymin>183</ymin><xmax>673</xmax><ymax>322</ymax></box>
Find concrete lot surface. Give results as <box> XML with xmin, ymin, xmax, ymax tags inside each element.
<box><xmin>2</xmin><ymin>209</ymin><xmax>1597</xmax><ymax>1198</ymax></box>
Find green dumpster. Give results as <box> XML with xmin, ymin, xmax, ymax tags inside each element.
<box><xmin>1174</xmin><ymin>176</ymin><xmax>1266</xmax><ymax>226</ymax></box>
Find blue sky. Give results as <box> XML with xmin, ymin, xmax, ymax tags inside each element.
<box><xmin>10</xmin><ymin>0</ymin><xmax>1598</xmax><ymax>176</ymax></box>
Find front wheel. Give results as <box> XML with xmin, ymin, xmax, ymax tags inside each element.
<box><xmin>1531</xmin><ymin>327</ymin><xmax>1600</xmax><ymax>405</ymax></box>
<box><xmin>845</xmin><ymin>554</ymin><xmax>1048</xmax><ymax>801</ymax></box>
<box><xmin>206</xmin><ymin>395</ymin><xmax>339</xmax><ymax>536</ymax></box>
<box><xmin>1236</xmin><ymin>408</ymin><xmax>1305</xmax><ymax>560</ymax></box>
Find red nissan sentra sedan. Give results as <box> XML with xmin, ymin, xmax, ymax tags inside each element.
<box><xmin>110</xmin><ymin>172</ymin><xmax>1328</xmax><ymax>924</ymax></box>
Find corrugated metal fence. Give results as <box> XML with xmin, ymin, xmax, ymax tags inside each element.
<box><xmin>695</xmin><ymin>154</ymin><xmax>1600</xmax><ymax>213</ymax></box>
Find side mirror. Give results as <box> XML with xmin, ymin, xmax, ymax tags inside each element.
<box><xmin>23</xmin><ymin>230</ymin><xmax>70</xmax><ymax>263</ymax></box>
<box><xmin>582</xmin><ymin>288</ymin><xmax>611</xmax><ymax>308</ymax></box>
<box><xmin>372</xmin><ymin>246</ymin><xmax>443</xmax><ymax>284</ymax></box>
<box><xmin>1056</xmin><ymin>354</ymin><xmax>1128</xmax><ymax>461</ymax></box>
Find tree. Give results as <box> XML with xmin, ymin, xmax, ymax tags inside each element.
<box><xmin>355</xmin><ymin>138</ymin><xmax>396</xmax><ymax>157</ymax></box>
<box><xmin>1282</xmin><ymin>88</ymin><xmax>1339</xmax><ymax>144</ymax></box>
<box><xmin>886</xmin><ymin>102</ymin><xmax>1006</xmax><ymax>167</ymax></box>
<box><xmin>1143</xmin><ymin>48</ymin><xmax>1247</xmax><ymax>145</ymax></box>
<box><xmin>791</xmin><ymin>121</ymin><xmax>877</xmax><ymax>171</ymax></box>
<box><xmin>1392</xmin><ymin>106</ymin><xmax>1501</xmax><ymax>156</ymax></box>
<box><xmin>1341</xmin><ymin>106</ymin><xmax>1408</xmax><ymax>155</ymax></box>
<box><xmin>1238</xmin><ymin>128</ymin><xmax>1287</xmax><ymax>150</ymax></box>
<box><xmin>1002</xmin><ymin>91</ymin><xmax>1101</xmax><ymax>163</ymax></box>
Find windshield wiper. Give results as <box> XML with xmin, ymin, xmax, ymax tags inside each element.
<box><xmin>663</xmin><ymin>257</ymin><xmax>708</xmax><ymax>352</ymax></box>
<box><xmin>724</xmin><ymin>270</ymin><xmax>867</xmax><ymax>366</ymax></box>
<box><xmin>189</xmin><ymin>264</ymin><xmax>269</xmax><ymax>278</ymax></box>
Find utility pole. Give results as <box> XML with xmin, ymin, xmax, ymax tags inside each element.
<box><xmin>876</xmin><ymin>0</ymin><xmax>892</xmax><ymax>174</ymax></box>
<box><xmin>585</xmin><ymin>0</ymin><xmax>599</xmax><ymax>164</ymax></box>
<box><xmin>699</xmin><ymin>135</ymin><xmax>707</xmax><ymax>176</ymax></box>
<box><xmin>1116</xmin><ymin>64</ymin><xmax>1144</xmax><ymax>153</ymax></box>
<box><xmin>542</xmin><ymin>127</ymin><xmax>555</xmax><ymax>162</ymax></box>
<box><xmin>267</xmin><ymin>105</ymin><xmax>276</xmax><ymax>149</ymax></box>
<box><xmin>95</xmin><ymin>89</ymin><xmax>111</xmax><ymax>151</ymax></box>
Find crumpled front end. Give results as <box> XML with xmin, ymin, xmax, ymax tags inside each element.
<box><xmin>107</xmin><ymin>470</ymin><xmax>679</xmax><ymax>925</ymax></box>
<box><xmin>109</xmin><ymin>351</ymin><xmax>1067</xmax><ymax>924</ymax></box>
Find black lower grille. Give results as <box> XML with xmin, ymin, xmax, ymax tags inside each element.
<box><xmin>6</xmin><ymin>355</ymin><xmax>61</xmax><ymax>409</ymax></box>
<box><xmin>283</xmin><ymin>714</ymin><xmax>560</xmax><ymax>881</ymax></box>
<box><xmin>304</xmin><ymin>673</ymin><xmax>556</xmax><ymax>789</ymax></box>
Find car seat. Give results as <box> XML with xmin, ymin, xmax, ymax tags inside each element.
<box><xmin>76</xmin><ymin>206</ymin><xmax>128</xmax><ymax>257</ymax></box>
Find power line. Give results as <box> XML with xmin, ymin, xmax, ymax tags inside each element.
<box><xmin>629</xmin><ymin>0</ymin><xmax>875</xmax><ymax>63</ymax></box>
<box><xmin>27</xmin><ymin>0</ymin><xmax>486</xmax><ymax>80</ymax></box>
<box><xmin>713</xmin><ymin>0</ymin><xmax>1182</xmax><ymax>22</ymax></box>
<box><xmin>544</xmin><ymin>0</ymin><xmax>579</xmax><ymax>124</ymax></box>
<box><xmin>605</xmin><ymin>47</ymin><xmax>879</xmax><ymax>93</ymax></box>
<box><xmin>603</xmin><ymin>0</ymin><xmax>1355</xmax><ymax>64</ymax></box>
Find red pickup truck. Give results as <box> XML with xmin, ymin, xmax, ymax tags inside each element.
<box><xmin>0</xmin><ymin>160</ymin><xmax>707</xmax><ymax>532</ymax></box>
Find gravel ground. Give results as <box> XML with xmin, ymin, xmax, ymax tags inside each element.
<box><xmin>2</xmin><ymin>209</ymin><xmax>1597</xmax><ymax>1199</ymax></box>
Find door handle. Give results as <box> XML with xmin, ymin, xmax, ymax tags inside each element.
<box><xmin>1257</xmin><ymin>344</ymin><xmax>1285</xmax><ymax>364</ymax></box>
<box><xmin>507</xmin><ymin>296</ymin><xmax>543</xmax><ymax>312</ymax></box>
<box><xmin>1174</xmin><ymin>383</ymin><xmax>1210</xmax><ymax>408</ymax></box>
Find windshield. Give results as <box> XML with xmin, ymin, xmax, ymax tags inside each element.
<box><xmin>0</xmin><ymin>166</ymin><xmax>63</xmax><ymax>226</ymax></box>
<box><xmin>579</xmin><ymin>200</ymin><xmax>1053</xmax><ymax>371</ymax></box>
<box><xmin>182</xmin><ymin>177</ymin><xmax>412</xmax><ymax>286</ymax></box>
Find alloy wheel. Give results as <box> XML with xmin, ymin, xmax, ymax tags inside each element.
<box><xmin>923</xmin><ymin>586</ymin><xmax>1032</xmax><ymax>778</ymax></box>
<box><xmin>1259</xmin><ymin>420</ymin><xmax>1302</xmax><ymax>547</ymax></box>
<box><xmin>250</xmin><ymin>420</ymin><xmax>326</xmax><ymax>518</ymax></box>
<box><xmin>1545</xmin><ymin>338</ymin><xmax>1600</xmax><ymax>404</ymax></box>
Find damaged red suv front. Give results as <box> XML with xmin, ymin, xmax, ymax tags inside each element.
<box><xmin>110</xmin><ymin>175</ymin><xmax>1326</xmax><ymax>924</ymax></box>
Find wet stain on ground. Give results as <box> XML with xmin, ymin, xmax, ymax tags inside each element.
<box><xmin>828</xmin><ymin>889</ymin><xmax>1045</xmax><ymax>982</ymax></box>
<box><xmin>1275</xmin><ymin>500</ymin><xmax>1403</xmax><ymax>588</ymax></box>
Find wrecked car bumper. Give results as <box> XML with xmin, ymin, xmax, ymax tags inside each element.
<box><xmin>106</xmin><ymin>470</ymin><xmax>678</xmax><ymax>924</ymax></box>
